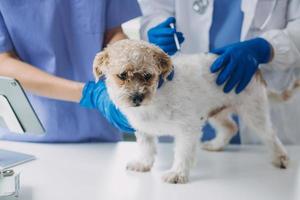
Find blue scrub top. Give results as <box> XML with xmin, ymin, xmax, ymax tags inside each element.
<box><xmin>209</xmin><ymin>0</ymin><xmax>244</xmax><ymax>50</ymax></box>
<box><xmin>0</xmin><ymin>0</ymin><xmax>141</xmax><ymax>142</ymax></box>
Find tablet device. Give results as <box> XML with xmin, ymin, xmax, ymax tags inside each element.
<box><xmin>0</xmin><ymin>76</ymin><xmax>45</xmax><ymax>134</ymax></box>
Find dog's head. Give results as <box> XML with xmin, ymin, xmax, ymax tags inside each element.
<box><xmin>93</xmin><ymin>39</ymin><xmax>173</xmax><ymax>107</ymax></box>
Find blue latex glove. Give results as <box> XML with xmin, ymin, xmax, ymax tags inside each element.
<box><xmin>80</xmin><ymin>80</ymin><xmax>135</xmax><ymax>133</ymax></box>
<box><xmin>148</xmin><ymin>17</ymin><xmax>184</xmax><ymax>56</ymax></box>
<box><xmin>210</xmin><ymin>38</ymin><xmax>272</xmax><ymax>94</ymax></box>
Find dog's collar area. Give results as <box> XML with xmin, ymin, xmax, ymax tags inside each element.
<box><xmin>158</xmin><ymin>67</ymin><xmax>175</xmax><ymax>89</ymax></box>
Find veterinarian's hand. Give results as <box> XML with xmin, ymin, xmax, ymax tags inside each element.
<box><xmin>80</xmin><ymin>80</ymin><xmax>135</xmax><ymax>133</ymax></box>
<box><xmin>210</xmin><ymin>38</ymin><xmax>272</xmax><ymax>94</ymax></box>
<box><xmin>148</xmin><ymin>17</ymin><xmax>184</xmax><ymax>56</ymax></box>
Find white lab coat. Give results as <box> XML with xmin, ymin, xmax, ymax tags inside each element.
<box><xmin>139</xmin><ymin>0</ymin><xmax>300</xmax><ymax>144</ymax></box>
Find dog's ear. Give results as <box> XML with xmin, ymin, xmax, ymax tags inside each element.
<box><xmin>152</xmin><ymin>47</ymin><xmax>173</xmax><ymax>80</ymax></box>
<box><xmin>93</xmin><ymin>50</ymin><xmax>109</xmax><ymax>81</ymax></box>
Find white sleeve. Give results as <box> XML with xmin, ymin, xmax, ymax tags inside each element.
<box><xmin>138</xmin><ymin>0</ymin><xmax>175</xmax><ymax>41</ymax></box>
<box><xmin>260</xmin><ymin>0</ymin><xmax>300</xmax><ymax>71</ymax></box>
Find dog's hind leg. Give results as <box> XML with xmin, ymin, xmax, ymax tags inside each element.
<box><xmin>202</xmin><ymin>107</ymin><xmax>238</xmax><ymax>151</ymax></box>
<box><xmin>126</xmin><ymin>131</ymin><xmax>157</xmax><ymax>172</ymax></box>
<box><xmin>238</xmin><ymin>92</ymin><xmax>289</xmax><ymax>169</ymax></box>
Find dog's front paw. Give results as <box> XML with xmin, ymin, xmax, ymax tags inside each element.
<box><xmin>272</xmin><ymin>154</ymin><xmax>289</xmax><ymax>169</ymax></box>
<box><xmin>162</xmin><ymin>171</ymin><xmax>188</xmax><ymax>184</ymax></box>
<box><xmin>126</xmin><ymin>160</ymin><xmax>153</xmax><ymax>172</ymax></box>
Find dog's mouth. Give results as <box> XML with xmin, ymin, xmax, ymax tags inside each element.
<box><xmin>124</xmin><ymin>91</ymin><xmax>154</xmax><ymax>107</ymax></box>
<box><xmin>116</xmin><ymin>89</ymin><xmax>154</xmax><ymax>108</ymax></box>
<box><xmin>133</xmin><ymin>103</ymin><xmax>141</xmax><ymax>107</ymax></box>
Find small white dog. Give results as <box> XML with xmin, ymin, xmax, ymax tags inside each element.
<box><xmin>93</xmin><ymin>39</ymin><xmax>289</xmax><ymax>184</ymax></box>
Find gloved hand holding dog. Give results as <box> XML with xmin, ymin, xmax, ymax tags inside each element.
<box><xmin>210</xmin><ymin>38</ymin><xmax>272</xmax><ymax>94</ymax></box>
<box><xmin>80</xmin><ymin>80</ymin><xmax>135</xmax><ymax>133</ymax></box>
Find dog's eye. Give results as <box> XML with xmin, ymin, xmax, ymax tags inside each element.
<box><xmin>144</xmin><ymin>73</ymin><xmax>152</xmax><ymax>81</ymax></box>
<box><xmin>117</xmin><ymin>72</ymin><xmax>127</xmax><ymax>81</ymax></box>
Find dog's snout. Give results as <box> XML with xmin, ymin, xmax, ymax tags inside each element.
<box><xmin>132</xmin><ymin>93</ymin><xmax>144</xmax><ymax>106</ymax></box>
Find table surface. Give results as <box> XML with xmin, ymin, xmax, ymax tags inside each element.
<box><xmin>0</xmin><ymin>141</ymin><xmax>299</xmax><ymax>200</ymax></box>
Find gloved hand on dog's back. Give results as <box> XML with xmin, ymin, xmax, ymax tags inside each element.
<box><xmin>148</xmin><ymin>17</ymin><xmax>185</xmax><ymax>56</ymax></box>
<box><xmin>210</xmin><ymin>38</ymin><xmax>272</xmax><ymax>94</ymax></box>
<box><xmin>80</xmin><ymin>80</ymin><xmax>135</xmax><ymax>133</ymax></box>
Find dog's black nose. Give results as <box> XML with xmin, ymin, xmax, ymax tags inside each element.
<box><xmin>132</xmin><ymin>93</ymin><xmax>144</xmax><ymax>106</ymax></box>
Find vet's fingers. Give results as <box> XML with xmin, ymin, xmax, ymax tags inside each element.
<box><xmin>210</xmin><ymin>46</ymin><xmax>227</xmax><ymax>55</ymax></box>
<box><xmin>156</xmin><ymin>35</ymin><xmax>178</xmax><ymax>45</ymax></box>
<box><xmin>153</xmin><ymin>32</ymin><xmax>184</xmax><ymax>45</ymax></box>
<box><xmin>167</xmin><ymin>50</ymin><xmax>177</xmax><ymax>56</ymax></box>
<box><xmin>216</xmin><ymin>59</ymin><xmax>237</xmax><ymax>85</ymax></box>
<box><xmin>160</xmin><ymin>44</ymin><xmax>178</xmax><ymax>52</ymax></box>
<box><xmin>210</xmin><ymin>54</ymin><xmax>230</xmax><ymax>73</ymax></box>
<box><xmin>150</xmin><ymin>28</ymin><xmax>176</xmax><ymax>37</ymax></box>
<box><xmin>235</xmin><ymin>65</ymin><xmax>256</xmax><ymax>94</ymax></box>
<box><xmin>176</xmin><ymin>32</ymin><xmax>185</xmax><ymax>44</ymax></box>
<box><xmin>159</xmin><ymin>44</ymin><xmax>178</xmax><ymax>55</ymax></box>
<box><xmin>156</xmin><ymin>17</ymin><xmax>176</xmax><ymax>28</ymax></box>
<box><xmin>223</xmin><ymin>63</ymin><xmax>244</xmax><ymax>93</ymax></box>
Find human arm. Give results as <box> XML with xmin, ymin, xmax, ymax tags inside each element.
<box><xmin>0</xmin><ymin>27</ymin><xmax>127</xmax><ymax>102</ymax></box>
<box><xmin>210</xmin><ymin>0</ymin><xmax>300</xmax><ymax>94</ymax></box>
<box><xmin>104</xmin><ymin>26</ymin><xmax>128</xmax><ymax>47</ymax></box>
<box><xmin>259</xmin><ymin>0</ymin><xmax>300</xmax><ymax>71</ymax></box>
<box><xmin>0</xmin><ymin>52</ymin><xmax>84</xmax><ymax>102</ymax></box>
<box><xmin>0</xmin><ymin>26</ymin><xmax>134</xmax><ymax>133</ymax></box>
